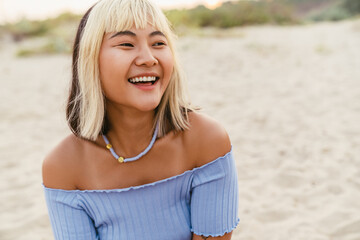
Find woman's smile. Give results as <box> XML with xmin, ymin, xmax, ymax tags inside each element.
<box><xmin>127</xmin><ymin>73</ymin><xmax>160</xmax><ymax>90</ymax></box>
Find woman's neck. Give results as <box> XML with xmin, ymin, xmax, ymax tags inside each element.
<box><xmin>104</xmin><ymin>104</ymin><xmax>156</xmax><ymax>158</ymax></box>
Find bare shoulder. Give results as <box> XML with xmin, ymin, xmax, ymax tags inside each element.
<box><xmin>42</xmin><ymin>134</ymin><xmax>84</xmax><ymax>190</ymax></box>
<box><xmin>184</xmin><ymin>111</ymin><xmax>231</xmax><ymax>167</ymax></box>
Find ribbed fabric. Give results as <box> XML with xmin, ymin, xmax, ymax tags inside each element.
<box><xmin>44</xmin><ymin>150</ymin><xmax>239</xmax><ymax>240</ymax></box>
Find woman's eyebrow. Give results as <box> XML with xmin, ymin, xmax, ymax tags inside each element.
<box><xmin>150</xmin><ymin>31</ymin><xmax>165</xmax><ymax>37</ymax></box>
<box><xmin>109</xmin><ymin>30</ymin><xmax>165</xmax><ymax>39</ymax></box>
<box><xmin>110</xmin><ymin>31</ymin><xmax>136</xmax><ymax>39</ymax></box>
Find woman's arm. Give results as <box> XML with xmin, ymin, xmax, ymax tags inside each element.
<box><xmin>44</xmin><ymin>186</ymin><xmax>98</xmax><ymax>240</ymax></box>
<box><xmin>187</xmin><ymin>113</ymin><xmax>239</xmax><ymax>240</ymax></box>
<box><xmin>43</xmin><ymin>135</ymin><xmax>98</xmax><ymax>240</ymax></box>
<box><xmin>193</xmin><ymin>232</ymin><xmax>233</xmax><ymax>240</ymax></box>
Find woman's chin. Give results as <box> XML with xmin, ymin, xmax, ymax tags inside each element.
<box><xmin>134</xmin><ymin>101</ymin><xmax>161</xmax><ymax>113</ymax></box>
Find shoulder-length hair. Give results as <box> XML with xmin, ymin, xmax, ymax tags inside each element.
<box><xmin>67</xmin><ymin>0</ymin><xmax>193</xmax><ymax>141</ymax></box>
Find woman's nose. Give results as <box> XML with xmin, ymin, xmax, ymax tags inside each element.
<box><xmin>135</xmin><ymin>46</ymin><xmax>158</xmax><ymax>67</ymax></box>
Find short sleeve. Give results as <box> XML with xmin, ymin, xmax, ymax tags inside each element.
<box><xmin>44</xmin><ymin>186</ymin><xmax>98</xmax><ymax>240</ymax></box>
<box><xmin>190</xmin><ymin>151</ymin><xmax>240</xmax><ymax>237</ymax></box>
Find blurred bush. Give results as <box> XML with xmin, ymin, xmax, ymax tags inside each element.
<box><xmin>16</xmin><ymin>37</ymin><xmax>72</xmax><ymax>57</ymax></box>
<box><xmin>0</xmin><ymin>25</ymin><xmax>5</xmax><ymax>38</ymax></box>
<box><xmin>2</xmin><ymin>12</ymin><xmax>80</xmax><ymax>42</ymax></box>
<box><xmin>280</xmin><ymin>0</ymin><xmax>359</xmax><ymax>22</ymax></box>
<box><xmin>166</xmin><ymin>1</ymin><xmax>296</xmax><ymax>28</ymax></box>
<box><xmin>310</xmin><ymin>5</ymin><xmax>351</xmax><ymax>21</ymax></box>
<box><xmin>1</xmin><ymin>0</ymin><xmax>359</xmax><ymax>57</ymax></box>
<box><xmin>1</xmin><ymin>12</ymin><xmax>80</xmax><ymax>56</ymax></box>
<box><xmin>5</xmin><ymin>18</ymin><xmax>50</xmax><ymax>41</ymax></box>
<box><xmin>342</xmin><ymin>0</ymin><xmax>360</xmax><ymax>14</ymax></box>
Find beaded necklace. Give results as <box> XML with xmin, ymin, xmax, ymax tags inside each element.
<box><xmin>102</xmin><ymin>122</ymin><xmax>159</xmax><ymax>163</ymax></box>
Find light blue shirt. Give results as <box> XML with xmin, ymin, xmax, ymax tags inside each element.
<box><xmin>44</xmin><ymin>150</ymin><xmax>239</xmax><ymax>240</ymax></box>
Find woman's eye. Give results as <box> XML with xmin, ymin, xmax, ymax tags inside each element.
<box><xmin>153</xmin><ymin>42</ymin><xmax>166</xmax><ymax>47</ymax></box>
<box><xmin>118</xmin><ymin>43</ymin><xmax>133</xmax><ymax>47</ymax></box>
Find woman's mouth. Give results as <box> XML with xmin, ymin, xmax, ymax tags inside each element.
<box><xmin>128</xmin><ymin>76</ymin><xmax>159</xmax><ymax>86</ymax></box>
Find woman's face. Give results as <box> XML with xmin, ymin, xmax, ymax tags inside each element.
<box><xmin>99</xmin><ymin>24</ymin><xmax>174</xmax><ymax>113</ymax></box>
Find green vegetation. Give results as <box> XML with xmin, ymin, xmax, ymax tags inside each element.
<box><xmin>4</xmin><ymin>18</ymin><xmax>49</xmax><ymax>40</ymax></box>
<box><xmin>0</xmin><ymin>25</ymin><xmax>5</xmax><ymax>38</ymax></box>
<box><xmin>342</xmin><ymin>0</ymin><xmax>360</xmax><ymax>14</ymax></box>
<box><xmin>1</xmin><ymin>12</ymin><xmax>80</xmax><ymax>56</ymax></box>
<box><xmin>165</xmin><ymin>1</ymin><xmax>296</xmax><ymax>28</ymax></box>
<box><xmin>310</xmin><ymin>5</ymin><xmax>351</xmax><ymax>21</ymax></box>
<box><xmin>0</xmin><ymin>0</ymin><xmax>359</xmax><ymax>57</ymax></box>
<box><xmin>3</xmin><ymin>12</ymin><xmax>80</xmax><ymax>41</ymax></box>
<box><xmin>278</xmin><ymin>0</ymin><xmax>360</xmax><ymax>22</ymax></box>
<box><xmin>16</xmin><ymin>37</ymin><xmax>72</xmax><ymax>57</ymax></box>
<box><xmin>164</xmin><ymin>0</ymin><xmax>360</xmax><ymax>29</ymax></box>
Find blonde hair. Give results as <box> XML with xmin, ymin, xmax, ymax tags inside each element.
<box><xmin>67</xmin><ymin>0</ymin><xmax>193</xmax><ymax>140</ymax></box>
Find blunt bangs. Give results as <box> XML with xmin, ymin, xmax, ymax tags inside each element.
<box><xmin>99</xmin><ymin>0</ymin><xmax>171</xmax><ymax>36</ymax></box>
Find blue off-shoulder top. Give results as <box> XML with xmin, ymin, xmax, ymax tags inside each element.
<box><xmin>43</xmin><ymin>150</ymin><xmax>239</xmax><ymax>240</ymax></box>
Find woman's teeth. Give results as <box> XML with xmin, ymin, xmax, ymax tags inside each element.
<box><xmin>128</xmin><ymin>76</ymin><xmax>157</xmax><ymax>83</ymax></box>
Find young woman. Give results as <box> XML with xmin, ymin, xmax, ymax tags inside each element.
<box><xmin>42</xmin><ymin>0</ymin><xmax>239</xmax><ymax>239</ymax></box>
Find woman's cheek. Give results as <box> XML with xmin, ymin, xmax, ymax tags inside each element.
<box><xmin>164</xmin><ymin>51</ymin><xmax>174</xmax><ymax>79</ymax></box>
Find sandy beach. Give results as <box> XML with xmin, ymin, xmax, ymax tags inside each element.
<box><xmin>1</xmin><ymin>19</ymin><xmax>360</xmax><ymax>240</ymax></box>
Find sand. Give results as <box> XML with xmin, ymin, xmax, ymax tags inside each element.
<box><xmin>1</xmin><ymin>19</ymin><xmax>359</xmax><ymax>240</ymax></box>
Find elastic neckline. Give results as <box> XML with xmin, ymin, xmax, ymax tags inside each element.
<box><xmin>43</xmin><ymin>147</ymin><xmax>233</xmax><ymax>193</ymax></box>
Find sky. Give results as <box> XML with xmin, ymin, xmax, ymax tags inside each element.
<box><xmin>0</xmin><ymin>0</ymin><xmax>223</xmax><ymax>24</ymax></box>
